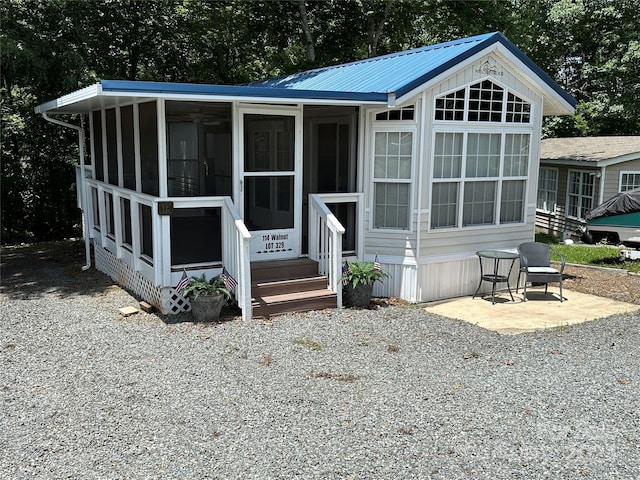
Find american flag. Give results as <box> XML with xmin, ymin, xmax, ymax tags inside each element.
<box><xmin>342</xmin><ymin>261</ymin><xmax>351</xmax><ymax>286</ymax></box>
<box><xmin>374</xmin><ymin>254</ymin><xmax>382</xmax><ymax>271</ymax></box>
<box><xmin>175</xmin><ymin>269</ymin><xmax>189</xmax><ymax>293</ymax></box>
<box><xmin>221</xmin><ymin>266</ymin><xmax>238</xmax><ymax>291</ymax></box>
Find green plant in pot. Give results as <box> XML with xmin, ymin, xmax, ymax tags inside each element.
<box><xmin>181</xmin><ymin>274</ymin><xmax>231</xmax><ymax>322</ymax></box>
<box><xmin>341</xmin><ymin>260</ymin><xmax>388</xmax><ymax>308</ymax></box>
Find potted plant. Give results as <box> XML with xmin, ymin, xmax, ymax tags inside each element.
<box><xmin>181</xmin><ymin>274</ymin><xmax>231</xmax><ymax>322</ymax></box>
<box><xmin>341</xmin><ymin>260</ymin><xmax>388</xmax><ymax>308</ymax></box>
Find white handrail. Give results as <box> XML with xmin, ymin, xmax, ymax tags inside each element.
<box><xmin>84</xmin><ymin>179</ymin><xmax>253</xmax><ymax>320</ymax></box>
<box><xmin>308</xmin><ymin>194</ymin><xmax>345</xmax><ymax>308</ymax></box>
<box><xmin>222</xmin><ymin>197</ymin><xmax>252</xmax><ymax>321</ymax></box>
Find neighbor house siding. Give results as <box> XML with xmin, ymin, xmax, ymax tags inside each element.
<box><xmin>604</xmin><ymin>158</ymin><xmax>640</xmax><ymax>199</ymax></box>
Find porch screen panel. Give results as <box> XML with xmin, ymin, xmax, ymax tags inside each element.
<box><xmin>139</xmin><ymin>102</ymin><xmax>159</xmax><ymax>196</ymax></box>
<box><xmin>140</xmin><ymin>204</ymin><xmax>153</xmax><ymax>259</ymax></box>
<box><xmin>121</xmin><ymin>105</ymin><xmax>136</xmax><ymax>190</ymax></box>
<box><xmin>105</xmin><ymin>108</ymin><xmax>118</xmax><ymax>186</ymax></box>
<box><xmin>92</xmin><ymin>111</ymin><xmax>104</xmax><ymax>182</ymax></box>
<box><xmin>121</xmin><ymin>198</ymin><xmax>132</xmax><ymax>247</ymax></box>
<box><xmin>170</xmin><ymin>208</ymin><xmax>222</xmax><ymax>265</ymax></box>
<box><xmin>244</xmin><ymin>177</ymin><xmax>294</xmax><ymax>230</ymax></box>
<box><xmin>105</xmin><ymin>192</ymin><xmax>115</xmax><ymax>237</ymax></box>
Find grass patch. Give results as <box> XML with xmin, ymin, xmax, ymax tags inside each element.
<box><xmin>387</xmin><ymin>344</ymin><xmax>400</xmax><ymax>353</ymax></box>
<box><xmin>535</xmin><ymin>234</ymin><xmax>640</xmax><ymax>273</ymax></box>
<box><xmin>293</xmin><ymin>338</ymin><xmax>323</xmax><ymax>351</ymax></box>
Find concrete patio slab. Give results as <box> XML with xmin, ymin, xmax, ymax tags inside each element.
<box><xmin>424</xmin><ymin>287</ymin><xmax>640</xmax><ymax>335</ymax></box>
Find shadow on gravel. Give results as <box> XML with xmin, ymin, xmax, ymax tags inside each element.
<box><xmin>0</xmin><ymin>240</ymin><xmax>117</xmax><ymax>300</ymax></box>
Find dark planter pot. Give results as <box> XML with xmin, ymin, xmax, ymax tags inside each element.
<box><xmin>343</xmin><ymin>282</ymin><xmax>374</xmax><ymax>308</ymax></box>
<box><xmin>189</xmin><ymin>293</ymin><xmax>225</xmax><ymax>322</ymax></box>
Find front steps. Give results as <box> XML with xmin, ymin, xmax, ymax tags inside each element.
<box><xmin>250</xmin><ymin>258</ymin><xmax>337</xmax><ymax>317</ymax></box>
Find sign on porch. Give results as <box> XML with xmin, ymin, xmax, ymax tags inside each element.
<box><xmin>256</xmin><ymin>232</ymin><xmax>294</xmax><ymax>254</ymax></box>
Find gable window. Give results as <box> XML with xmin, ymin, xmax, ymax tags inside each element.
<box><xmin>537</xmin><ymin>167</ymin><xmax>558</xmax><ymax>212</ymax></box>
<box><xmin>620</xmin><ymin>171</ymin><xmax>640</xmax><ymax>191</ymax></box>
<box><xmin>431</xmin><ymin>132</ymin><xmax>529</xmax><ymax>229</ymax></box>
<box><xmin>434</xmin><ymin>80</ymin><xmax>531</xmax><ymax>124</ymax></box>
<box><xmin>372</xmin><ymin>130</ymin><xmax>414</xmax><ymax>230</ymax></box>
<box><xmin>375</xmin><ymin>105</ymin><xmax>415</xmax><ymax>121</ymax></box>
<box><xmin>566</xmin><ymin>170</ymin><xmax>594</xmax><ymax>220</ymax></box>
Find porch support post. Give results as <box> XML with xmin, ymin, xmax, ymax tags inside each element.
<box><xmin>41</xmin><ymin>112</ymin><xmax>91</xmax><ymax>271</ymax></box>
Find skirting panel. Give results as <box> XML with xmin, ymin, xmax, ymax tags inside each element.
<box><xmin>93</xmin><ymin>244</ymin><xmax>191</xmax><ymax>315</ymax></box>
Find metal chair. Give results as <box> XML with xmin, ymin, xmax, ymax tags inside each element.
<box><xmin>517</xmin><ymin>242</ymin><xmax>565</xmax><ymax>302</ymax></box>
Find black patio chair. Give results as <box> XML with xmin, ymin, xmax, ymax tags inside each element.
<box><xmin>517</xmin><ymin>242</ymin><xmax>565</xmax><ymax>302</ymax></box>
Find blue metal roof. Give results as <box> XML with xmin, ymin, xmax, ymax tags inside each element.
<box><xmin>251</xmin><ymin>32</ymin><xmax>576</xmax><ymax>107</ymax></box>
<box><xmin>36</xmin><ymin>32</ymin><xmax>575</xmax><ymax>113</ymax></box>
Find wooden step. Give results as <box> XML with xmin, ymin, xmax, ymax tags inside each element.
<box><xmin>251</xmin><ymin>258</ymin><xmax>319</xmax><ymax>282</ymax></box>
<box><xmin>252</xmin><ymin>275</ymin><xmax>329</xmax><ymax>297</ymax></box>
<box><xmin>252</xmin><ymin>289</ymin><xmax>337</xmax><ymax>318</ymax></box>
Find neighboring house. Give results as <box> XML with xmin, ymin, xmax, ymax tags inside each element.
<box><xmin>536</xmin><ymin>136</ymin><xmax>640</xmax><ymax>239</ymax></box>
<box><xmin>36</xmin><ymin>32</ymin><xmax>574</xmax><ymax>319</ymax></box>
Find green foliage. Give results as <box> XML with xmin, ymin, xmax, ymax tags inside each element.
<box><xmin>2</xmin><ymin>0</ymin><xmax>640</xmax><ymax>242</ymax></box>
<box><xmin>181</xmin><ymin>274</ymin><xmax>231</xmax><ymax>301</ymax></box>
<box><xmin>342</xmin><ymin>260</ymin><xmax>388</xmax><ymax>288</ymax></box>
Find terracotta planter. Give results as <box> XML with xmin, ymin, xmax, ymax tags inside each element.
<box><xmin>343</xmin><ymin>282</ymin><xmax>374</xmax><ymax>308</ymax></box>
<box><xmin>189</xmin><ymin>293</ymin><xmax>225</xmax><ymax>322</ymax></box>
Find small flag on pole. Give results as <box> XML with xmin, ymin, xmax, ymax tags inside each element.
<box><xmin>175</xmin><ymin>269</ymin><xmax>189</xmax><ymax>293</ymax></box>
<box><xmin>221</xmin><ymin>266</ymin><xmax>238</xmax><ymax>291</ymax></box>
<box><xmin>342</xmin><ymin>261</ymin><xmax>351</xmax><ymax>286</ymax></box>
<box><xmin>374</xmin><ymin>254</ymin><xmax>382</xmax><ymax>271</ymax></box>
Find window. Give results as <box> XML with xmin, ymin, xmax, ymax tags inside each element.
<box><xmin>537</xmin><ymin>167</ymin><xmax>558</xmax><ymax>212</ymax></box>
<box><xmin>566</xmin><ymin>170</ymin><xmax>594</xmax><ymax>220</ymax></box>
<box><xmin>375</xmin><ymin>105</ymin><xmax>414</xmax><ymax>121</ymax></box>
<box><xmin>431</xmin><ymin>132</ymin><xmax>529</xmax><ymax>229</ymax></box>
<box><xmin>372</xmin><ymin>130</ymin><xmax>413</xmax><ymax>229</ymax></box>
<box><xmin>91</xmin><ymin>111</ymin><xmax>104</xmax><ymax>182</ymax></box>
<box><xmin>434</xmin><ymin>80</ymin><xmax>531</xmax><ymax>124</ymax></box>
<box><xmin>620</xmin><ymin>171</ymin><xmax>640</xmax><ymax>191</ymax></box>
<box><xmin>468</xmin><ymin>80</ymin><xmax>504</xmax><ymax>122</ymax></box>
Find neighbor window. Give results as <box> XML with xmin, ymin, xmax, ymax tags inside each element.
<box><xmin>537</xmin><ymin>167</ymin><xmax>558</xmax><ymax>212</ymax></box>
<box><xmin>620</xmin><ymin>171</ymin><xmax>640</xmax><ymax>191</ymax></box>
<box><xmin>431</xmin><ymin>131</ymin><xmax>529</xmax><ymax>229</ymax></box>
<box><xmin>372</xmin><ymin>130</ymin><xmax>414</xmax><ymax>229</ymax></box>
<box><xmin>566</xmin><ymin>170</ymin><xmax>594</xmax><ymax>220</ymax></box>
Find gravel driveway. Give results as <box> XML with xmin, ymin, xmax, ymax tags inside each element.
<box><xmin>1</xmin><ymin>242</ymin><xmax>639</xmax><ymax>479</ymax></box>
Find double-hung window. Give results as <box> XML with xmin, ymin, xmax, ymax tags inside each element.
<box><xmin>620</xmin><ymin>171</ymin><xmax>640</xmax><ymax>191</ymax></box>
<box><xmin>372</xmin><ymin>129</ymin><xmax>415</xmax><ymax>230</ymax></box>
<box><xmin>537</xmin><ymin>167</ymin><xmax>558</xmax><ymax>212</ymax></box>
<box><xmin>431</xmin><ymin>79</ymin><xmax>532</xmax><ymax>230</ymax></box>
<box><xmin>566</xmin><ymin>170</ymin><xmax>594</xmax><ymax>220</ymax></box>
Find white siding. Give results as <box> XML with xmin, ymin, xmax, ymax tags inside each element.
<box><xmin>360</xmin><ymin>52</ymin><xmax>550</xmax><ymax>303</ymax></box>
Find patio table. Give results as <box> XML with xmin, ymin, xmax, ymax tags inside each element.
<box><xmin>472</xmin><ymin>249</ymin><xmax>519</xmax><ymax>305</ymax></box>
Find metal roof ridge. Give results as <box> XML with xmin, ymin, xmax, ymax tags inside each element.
<box><xmin>250</xmin><ymin>32</ymin><xmax>498</xmax><ymax>85</ymax></box>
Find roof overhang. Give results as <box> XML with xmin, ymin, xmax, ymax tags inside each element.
<box><xmin>541</xmin><ymin>151</ymin><xmax>640</xmax><ymax>168</ymax></box>
<box><xmin>35</xmin><ymin>80</ymin><xmax>389</xmax><ymax>115</ymax></box>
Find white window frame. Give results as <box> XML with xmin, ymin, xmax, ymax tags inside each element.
<box><xmin>370</xmin><ymin>124</ymin><xmax>417</xmax><ymax>232</ymax></box>
<box><xmin>433</xmin><ymin>78</ymin><xmax>534</xmax><ymax>125</ymax></box>
<box><xmin>619</xmin><ymin>170</ymin><xmax>640</xmax><ymax>192</ymax></box>
<box><xmin>537</xmin><ymin>166</ymin><xmax>558</xmax><ymax>213</ymax></box>
<box><xmin>429</xmin><ymin>127</ymin><xmax>531</xmax><ymax>230</ymax></box>
<box><xmin>566</xmin><ymin>169</ymin><xmax>595</xmax><ymax>220</ymax></box>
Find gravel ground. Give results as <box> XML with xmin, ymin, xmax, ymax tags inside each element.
<box><xmin>1</xmin><ymin>241</ymin><xmax>639</xmax><ymax>479</ymax></box>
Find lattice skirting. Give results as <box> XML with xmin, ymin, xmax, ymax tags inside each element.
<box><xmin>93</xmin><ymin>244</ymin><xmax>191</xmax><ymax>315</ymax></box>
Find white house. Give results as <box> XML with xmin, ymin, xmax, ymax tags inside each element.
<box><xmin>36</xmin><ymin>32</ymin><xmax>575</xmax><ymax>319</ymax></box>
